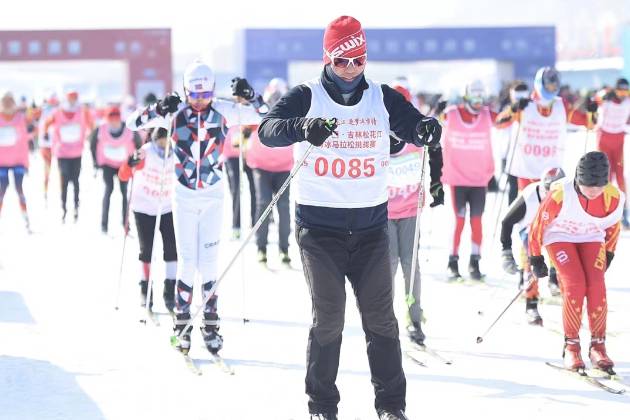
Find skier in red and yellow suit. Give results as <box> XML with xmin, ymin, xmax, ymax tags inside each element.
<box><xmin>529</xmin><ymin>151</ymin><xmax>623</xmax><ymax>372</ymax></box>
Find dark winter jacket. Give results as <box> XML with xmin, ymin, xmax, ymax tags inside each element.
<box><xmin>258</xmin><ymin>68</ymin><xmax>442</xmax><ymax>233</ymax></box>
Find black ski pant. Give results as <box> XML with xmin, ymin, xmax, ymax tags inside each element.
<box><xmin>58</xmin><ymin>157</ymin><xmax>81</xmax><ymax>211</ymax></box>
<box><xmin>253</xmin><ymin>168</ymin><xmax>290</xmax><ymax>253</ymax></box>
<box><xmin>297</xmin><ymin>225</ymin><xmax>406</xmax><ymax>415</ymax></box>
<box><xmin>101</xmin><ymin>165</ymin><xmax>128</xmax><ymax>231</ymax></box>
<box><xmin>134</xmin><ymin>211</ymin><xmax>177</xmax><ymax>263</ymax></box>
<box><xmin>224</xmin><ymin>157</ymin><xmax>256</xmax><ymax>230</ymax></box>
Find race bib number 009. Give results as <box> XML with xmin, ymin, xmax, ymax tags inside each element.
<box><xmin>521</xmin><ymin>144</ymin><xmax>558</xmax><ymax>157</ymax></box>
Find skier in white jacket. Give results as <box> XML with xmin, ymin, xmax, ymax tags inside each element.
<box><xmin>126</xmin><ymin>59</ymin><xmax>265</xmax><ymax>355</ymax></box>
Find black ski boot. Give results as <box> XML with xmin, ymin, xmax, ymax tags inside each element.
<box><xmin>73</xmin><ymin>206</ymin><xmax>79</xmax><ymax>223</ymax></box>
<box><xmin>468</xmin><ymin>254</ymin><xmax>485</xmax><ymax>281</ymax></box>
<box><xmin>280</xmin><ymin>250</ymin><xmax>291</xmax><ymax>267</ymax></box>
<box><xmin>257</xmin><ymin>248</ymin><xmax>267</xmax><ymax>264</ymax></box>
<box><xmin>163</xmin><ymin>279</ymin><xmax>176</xmax><ymax>314</ymax></box>
<box><xmin>548</xmin><ymin>267</ymin><xmax>561</xmax><ymax>297</ymax></box>
<box><xmin>378</xmin><ymin>409</ymin><xmax>410</xmax><ymax>420</ymax></box>
<box><xmin>407</xmin><ymin>321</ymin><xmax>425</xmax><ymax>346</ymax></box>
<box><xmin>139</xmin><ymin>280</ymin><xmax>153</xmax><ymax>310</ymax></box>
<box><xmin>525</xmin><ymin>298</ymin><xmax>543</xmax><ymax>326</ymax></box>
<box><xmin>447</xmin><ymin>255</ymin><xmax>462</xmax><ymax>281</ymax></box>
<box><xmin>200</xmin><ymin>312</ymin><xmax>223</xmax><ymax>354</ymax></box>
<box><xmin>172</xmin><ymin>312</ymin><xmax>192</xmax><ymax>354</ymax></box>
<box><xmin>310</xmin><ymin>414</ymin><xmax>337</xmax><ymax>420</ymax></box>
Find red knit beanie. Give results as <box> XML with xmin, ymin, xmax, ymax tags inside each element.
<box><xmin>323</xmin><ymin>16</ymin><xmax>367</xmax><ymax>64</ymax></box>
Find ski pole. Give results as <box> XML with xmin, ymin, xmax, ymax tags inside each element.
<box><xmin>491</xmin><ymin>120</ymin><xmax>522</xmax><ymax>243</ymax></box>
<box><xmin>114</xmin><ymin>174</ymin><xmax>135</xmax><ymax>310</ymax></box>
<box><xmin>171</xmin><ymin>133</ymin><xmax>325</xmax><ymax>345</ymax></box>
<box><xmin>476</xmin><ymin>276</ymin><xmax>536</xmax><ymax>343</ymax></box>
<box><xmin>407</xmin><ymin>146</ymin><xmax>428</xmax><ymax>315</ymax></box>
<box><xmin>236</xmin><ymin>103</ymin><xmax>249</xmax><ymax>323</ymax></box>
<box><xmin>143</xmin><ymin>113</ymin><xmax>174</xmax><ymax>322</ymax></box>
<box><xmin>583</xmin><ymin>112</ymin><xmax>592</xmax><ymax>154</ymax></box>
<box><xmin>423</xmin><ymin>205</ymin><xmax>434</xmax><ymax>263</ymax></box>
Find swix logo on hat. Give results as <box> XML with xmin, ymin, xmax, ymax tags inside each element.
<box><xmin>323</xmin><ymin>16</ymin><xmax>367</xmax><ymax>63</ymax></box>
<box><xmin>328</xmin><ymin>32</ymin><xmax>366</xmax><ymax>58</ymax></box>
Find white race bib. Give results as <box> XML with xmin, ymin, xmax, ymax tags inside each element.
<box><xmin>388</xmin><ymin>152</ymin><xmax>422</xmax><ymax>188</ymax></box>
<box><xmin>60</xmin><ymin>123</ymin><xmax>82</xmax><ymax>143</ymax></box>
<box><xmin>104</xmin><ymin>145</ymin><xmax>128</xmax><ymax>162</ymax></box>
<box><xmin>0</xmin><ymin>126</ymin><xmax>17</xmax><ymax>146</ymax></box>
<box><xmin>294</xmin><ymin>78</ymin><xmax>391</xmax><ymax>208</ymax></box>
<box><xmin>508</xmin><ymin>99</ymin><xmax>566</xmax><ymax>179</ymax></box>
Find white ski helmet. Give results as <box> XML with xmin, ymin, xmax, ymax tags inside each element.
<box><xmin>183</xmin><ymin>60</ymin><xmax>216</xmax><ymax>93</ymax></box>
<box><xmin>464</xmin><ymin>80</ymin><xmax>485</xmax><ymax>112</ymax></box>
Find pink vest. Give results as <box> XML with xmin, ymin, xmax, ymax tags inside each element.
<box><xmin>52</xmin><ymin>109</ymin><xmax>87</xmax><ymax>159</ymax></box>
<box><xmin>246</xmin><ymin>128</ymin><xmax>293</xmax><ymax>172</ymax></box>
<box><xmin>96</xmin><ymin>124</ymin><xmax>135</xmax><ymax>168</ymax></box>
<box><xmin>441</xmin><ymin>106</ymin><xmax>494</xmax><ymax>186</ymax></box>
<box><xmin>0</xmin><ymin>112</ymin><xmax>29</xmax><ymax>168</ymax></box>
<box><xmin>387</xmin><ymin>144</ymin><xmax>425</xmax><ymax>219</ymax></box>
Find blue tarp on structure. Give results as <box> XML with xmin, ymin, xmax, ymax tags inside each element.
<box><xmin>244</xmin><ymin>27</ymin><xmax>555</xmax><ymax>91</ymax></box>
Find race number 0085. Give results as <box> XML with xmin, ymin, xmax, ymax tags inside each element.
<box><xmin>314</xmin><ymin>157</ymin><xmax>376</xmax><ymax>178</ymax></box>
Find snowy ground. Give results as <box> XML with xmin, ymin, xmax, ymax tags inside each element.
<box><xmin>1</xmin><ymin>130</ymin><xmax>629</xmax><ymax>420</ymax></box>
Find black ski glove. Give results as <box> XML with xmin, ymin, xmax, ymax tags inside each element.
<box><xmin>429</xmin><ymin>181</ymin><xmax>444</xmax><ymax>207</ymax></box>
<box><xmin>606</xmin><ymin>251</ymin><xmax>614</xmax><ymax>271</ymax></box>
<box><xmin>242</xmin><ymin>126</ymin><xmax>253</xmax><ymax>139</ymax></box>
<box><xmin>529</xmin><ymin>255</ymin><xmax>549</xmax><ymax>278</ymax></box>
<box><xmin>435</xmin><ymin>100</ymin><xmax>448</xmax><ymax>115</ymax></box>
<box><xmin>603</xmin><ymin>90</ymin><xmax>617</xmax><ymax>101</ymax></box>
<box><xmin>231</xmin><ymin>77</ymin><xmax>255</xmax><ymax>101</ymax></box>
<box><xmin>511</xmin><ymin>98</ymin><xmax>531</xmax><ymax>113</ymax></box>
<box><xmin>414</xmin><ymin>117</ymin><xmax>442</xmax><ymax>147</ymax></box>
<box><xmin>127</xmin><ymin>150</ymin><xmax>143</xmax><ymax>167</ymax></box>
<box><xmin>156</xmin><ymin>92</ymin><xmax>181</xmax><ymax>117</ymax></box>
<box><xmin>502</xmin><ymin>249</ymin><xmax>519</xmax><ymax>274</ymax></box>
<box><xmin>302</xmin><ymin>118</ymin><xmax>338</xmax><ymax>146</ymax></box>
<box><xmin>586</xmin><ymin>98</ymin><xmax>598</xmax><ymax>113</ymax></box>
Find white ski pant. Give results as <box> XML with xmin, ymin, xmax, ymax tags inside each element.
<box><xmin>172</xmin><ymin>182</ymin><xmax>223</xmax><ymax>313</ymax></box>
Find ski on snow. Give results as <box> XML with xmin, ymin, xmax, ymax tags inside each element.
<box><xmin>181</xmin><ymin>353</ymin><xmax>203</xmax><ymax>376</ymax></box>
<box><xmin>210</xmin><ymin>353</ymin><xmax>235</xmax><ymax>375</ymax></box>
<box><xmin>545</xmin><ymin>362</ymin><xmax>626</xmax><ymax>394</ymax></box>
<box><xmin>588</xmin><ymin>368</ymin><xmax>630</xmax><ymax>390</ymax></box>
<box><xmin>412</xmin><ymin>344</ymin><xmax>453</xmax><ymax>365</ymax></box>
<box><xmin>405</xmin><ymin>343</ymin><xmax>453</xmax><ymax>367</ymax></box>
<box><xmin>139</xmin><ymin>309</ymin><xmax>161</xmax><ymax>326</ymax></box>
<box><xmin>404</xmin><ymin>350</ymin><xmax>427</xmax><ymax>367</ymax></box>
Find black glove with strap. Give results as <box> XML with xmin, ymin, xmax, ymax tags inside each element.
<box><xmin>529</xmin><ymin>255</ymin><xmax>549</xmax><ymax>278</ymax></box>
<box><xmin>231</xmin><ymin>77</ymin><xmax>255</xmax><ymax>101</ymax></box>
<box><xmin>511</xmin><ymin>98</ymin><xmax>531</xmax><ymax>113</ymax></box>
<box><xmin>586</xmin><ymin>98</ymin><xmax>599</xmax><ymax>113</ymax></box>
<box><xmin>435</xmin><ymin>100</ymin><xmax>448</xmax><ymax>115</ymax></box>
<box><xmin>302</xmin><ymin>118</ymin><xmax>337</xmax><ymax>147</ymax></box>
<box><xmin>606</xmin><ymin>251</ymin><xmax>614</xmax><ymax>271</ymax></box>
<box><xmin>429</xmin><ymin>182</ymin><xmax>444</xmax><ymax>207</ymax></box>
<box><xmin>603</xmin><ymin>90</ymin><xmax>617</xmax><ymax>101</ymax></box>
<box><xmin>413</xmin><ymin>117</ymin><xmax>442</xmax><ymax>147</ymax></box>
<box><xmin>127</xmin><ymin>150</ymin><xmax>143</xmax><ymax>168</ymax></box>
<box><xmin>156</xmin><ymin>92</ymin><xmax>181</xmax><ymax>117</ymax></box>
